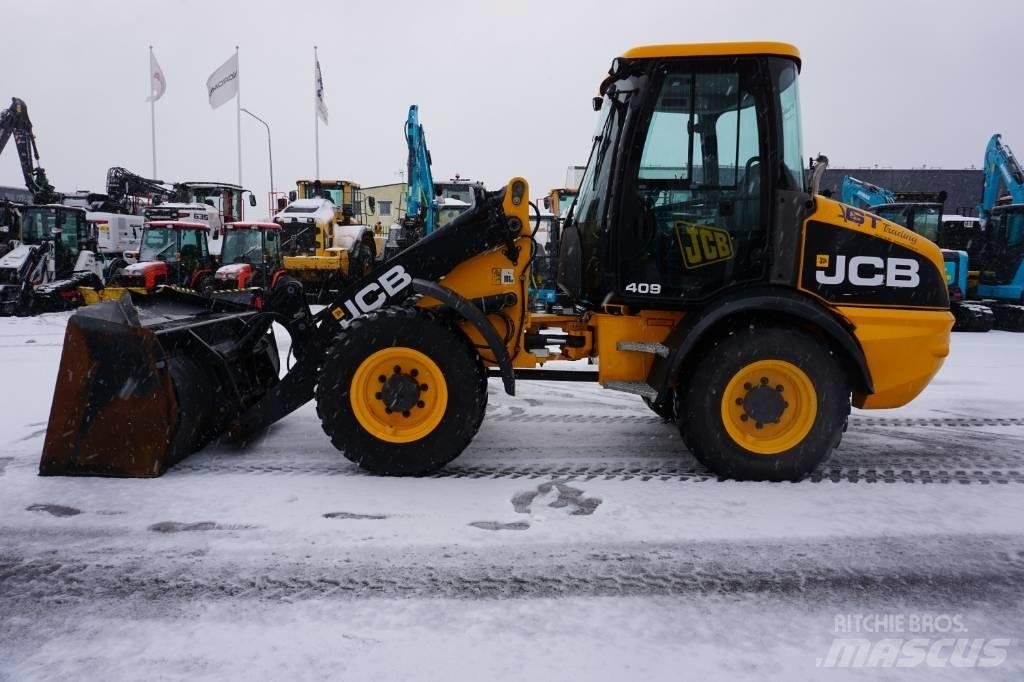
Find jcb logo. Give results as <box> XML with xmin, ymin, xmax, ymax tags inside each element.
<box><xmin>337</xmin><ymin>265</ymin><xmax>412</xmax><ymax>320</ymax></box>
<box><xmin>675</xmin><ymin>222</ymin><xmax>733</xmax><ymax>269</ymax></box>
<box><xmin>815</xmin><ymin>254</ymin><xmax>920</xmax><ymax>288</ymax></box>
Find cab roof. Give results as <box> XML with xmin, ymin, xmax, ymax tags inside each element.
<box><xmin>226</xmin><ymin>221</ymin><xmax>281</xmax><ymax>231</ymax></box>
<box><xmin>622</xmin><ymin>42</ymin><xmax>800</xmax><ymax>68</ymax></box>
<box><xmin>145</xmin><ymin>220</ymin><xmax>209</xmax><ymax>230</ymax></box>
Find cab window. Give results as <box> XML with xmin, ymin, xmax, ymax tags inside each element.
<box><xmin>620</xmin><ymin>62</ymin><xmax>767</xmax><ymax>301</ymax></box>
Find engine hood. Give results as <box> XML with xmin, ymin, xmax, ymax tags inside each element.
<box><xmin>216</xmin><ymin>263</ymin><xmax>252</xmax><ymax>279</ymax></box>
<box><xmin>0</xmin><ymin>244</ymin><xmax>34</xmax><ymax>269</ymax></box>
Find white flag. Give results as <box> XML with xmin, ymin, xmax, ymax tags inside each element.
<box><xmin>311</xmin><ymin>58</ymin><xmax>327</xmax><ymax>123</ymax></box>
<box><xmin>146</xmin><ymin>51</ymin><xmax>166</xmax><ymax>102</ymax></box>
<box><xmin>315</xmin><ymin>58</ymin><xmax>328</xmax><ymax>124</ymax></box>
<box><xmin>206</xmin><ymin>53</ymin><xmax>239</xmax><ymax>109</ymax></box>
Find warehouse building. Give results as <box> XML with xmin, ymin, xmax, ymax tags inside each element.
<box><xmin>821</xmin><ymin>168</ymin><xmax>984</xmax><ymax>216</ymax></box>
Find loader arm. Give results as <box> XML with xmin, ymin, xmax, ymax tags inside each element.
<box><xmin>234</xmin><ymin>182</ymin><xmax>527</xmax><ymax>435</ymax></box>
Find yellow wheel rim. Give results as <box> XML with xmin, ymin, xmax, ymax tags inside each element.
<box><xmin>720</xmin><ymin>359</ymin><xmax>817</xmax><ymax>455</ymax></box>
<box><xmin>349</xmin><ymin>347</ymin><xmax>448</xmax><ymax>444</ymax></box>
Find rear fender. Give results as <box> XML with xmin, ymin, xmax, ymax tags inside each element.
<box><xmin>648</xmin><ymin>288</ymin><xmax>873</xmax><ymax>404</ymax></box>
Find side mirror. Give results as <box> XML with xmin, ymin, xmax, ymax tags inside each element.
<box><xmin>808</xmin><ymin>155</ymin><xmax>829</xmax><ymax>197</ymax></box>
<box><xmin>367</xmin><ymin>196</ymin><xmax>376</xmax><ymax>214</ymax></box>
<box><xmin>288</xmin><ymin>190</ymin><xmax>297</xmax><ymax>202</ymax></box>
<box><xmin>592</xmin><ymin>96</ymin><xmax>603</xmax><ymax>112</ymax></box>
<box><xmin>249</xmin><ymin>194</ymin><xmax>257</xmax><ymax>207</ymax></box>
<box><xmin>543</xmin><ymin>197</ymin><xmax>551</xmax><ymax>210</ymax></box>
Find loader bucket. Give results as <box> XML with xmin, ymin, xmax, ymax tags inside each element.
<box><xmin>40</xmin><ymin>290</ymin><xmax>280</xmax><ymax>477</ymax></box>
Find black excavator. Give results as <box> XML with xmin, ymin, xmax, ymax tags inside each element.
<box><xmin>40</xmin><ymin>43</ymin><xmax>954</xmax><ymax>482</ymax></box>
<box><xmin>0</xmin><ymin>98</ymin><xmax>61</xmax><ymax>205</ymax></box>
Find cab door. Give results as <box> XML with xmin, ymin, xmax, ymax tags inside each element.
<box><xmin>615</xmin><ymin>60</ymin><xmax>770</xmax><ymax>304</ymax></box>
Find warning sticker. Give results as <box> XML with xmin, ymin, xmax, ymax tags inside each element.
<box><xmin>491</xmin><ymin>268</ymin><xmax>516</xmax><ymax>286</ymax></box>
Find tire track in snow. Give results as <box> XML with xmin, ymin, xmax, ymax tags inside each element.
<box><xmin>3</xmin><ymin>536</ymin><xmax>1022</xmax><ymax>604</ymax></box>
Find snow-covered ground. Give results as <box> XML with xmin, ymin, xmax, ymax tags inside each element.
<box><xmin>1</xmin><ymin>313</ymin><xmax>1022</xmax><ymax>681</ymax></box>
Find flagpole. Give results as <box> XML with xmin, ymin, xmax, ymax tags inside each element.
<box><xmin>314</xmin><ymin>45</ymin><xmax>320</xmax><ymax>180</ymax></box>
<box><xmin>149</xmin><ymin>46</ymin><xmax>157</xmax><ymax>178</ymax></box>
<box><xmin>235</xmin><ymin>45</ymin><xmax>242</xmax><ymax>187</ymax></box>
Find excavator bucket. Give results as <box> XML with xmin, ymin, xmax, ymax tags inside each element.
<box><xmin>40</xmin><ymin>290</ymin><xmax>281</xmax><ymax>477</ymax></box>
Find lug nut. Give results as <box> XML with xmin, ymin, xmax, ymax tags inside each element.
<box><xmin>378</xmin><ymin>375</ymin><xmax>386</xmax><ymax>383</ymax></box>
<box><xmin>776</xmin><ymin>385</ymin><xmax>784</xmax><ymax>392</ymax></box>
<box><xmin>735</xmin><ymin>398</ymin><xmax>744</xmax><ymax>405</ymax></box>
<box><xmin>740</xmin><ymin>414</ymin><xmax>749</xmax><ymax>422</ymax></box>
<box><xmin>744</xmin><ymin>382</ymin><xmax>752</xmax><ymax>390</ymax></box>
<box><xmin>402</xmin><ymin>411</ymin><xmax>410</xmax><ymax>418</ymax></box>
<box><xmin>375</xmin><ymin>392</ymin><xmax>382</xmax><ymax>399</ymax></box>
<box><xmin>393</xmin><ymin>365</ymin><xmax>401</xmax><ymax>374</ymax></box>
<box><xmin>760</xmin><ymin>377</ymin><xmax>769</xmax><ymax>385</ymax></box>
<box><xmin>420</xmin><ymin>384</ymin><xmax>428</xmax><ymax>392</ymax></box>
<box><xmin>410</xmin><ymin>369</ymin><xmax>419</xmax><ymax>377</ymax></box>
<box><xmin>417</xmin><ymin>400</ymin><xmax>425</xmax><ymax>408</ymax></box>
<box><xmin>385</xmin><ymin>408</ymin><xmax>392</xmax><ymax>414</ymax></box>
<box><xmin>755</xmin><ymin>422</ymin><xmax>763</xmax><ymax>429</ymax></box>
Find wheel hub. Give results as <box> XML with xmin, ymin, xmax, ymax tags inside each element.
<box><xmin>739</xmin><ymin>379</ymin><xmax>789</xmax><ymax>428</ymax></box>
<box><xmin>377</xmin><ymin>367</ymin><xmax>426</xmax><ymax>415</ymax></box>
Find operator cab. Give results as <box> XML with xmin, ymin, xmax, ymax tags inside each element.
<box><xmin>216</xmin><ymin>221</ymin><xmax>284</xmax><ymax>290</ymax></box>
<box><xmin>978</xmin><ymin>204</ymin><xmax>1024</xmax><ymax>285</ymax></box>
<box><xmin>560</xmin><ymin>43</ymin><xmax>806</xmax><ymax>308</ymax></box>
<box><xmin>871</xmin><ymin>202</ymin><xmax>943</xmax><ymax>244</ymax></box>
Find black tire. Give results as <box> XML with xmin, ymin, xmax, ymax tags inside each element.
<box><xmin>678</xmin><ymin>325</ymin><xmax>850</xmax><ymax>481</ymax></box>
<box><xmin>194</xmin><ymin>273</ymin><xmax>215</xmax><ymax>298</ymax></box>
<box><xmin>315</xmin><ymin>307</ymin><xmax>487</xmax><ymax>475</ymax></box>
<box><xmin>643</xmin><ymin>393</ymin><xmax>676</xmax><ymax>422</ymax></box>
<box><xmin>105</xmin><ymin>258</ymin><xmax>127</xmax><ymax>282</ymax></box>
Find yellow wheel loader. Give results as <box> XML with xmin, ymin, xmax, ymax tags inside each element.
<box><xmin>40</xmin><ymin>43</ymin><xmax>953</xmax><ymax>480</ymax></box>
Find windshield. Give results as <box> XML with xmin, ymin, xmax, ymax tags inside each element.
<box><xmin>21</xmin><ymin>207</ymin><xmax>57</xmax><ymax>244</ymax></box>
<box><xmin>187</xmin><ymin>187</ymin><xmax>242</xmax><ymax>221</ymax></box>
<box><xmin>140</xmin><ymin>227</ymin><xmax>179</xmax><ymax>262</ymax></box>
<box><xmin>1002</xmin><ymin>208</ymin><xmax>1024</xmax><ymax>248</ymax></box>
<box><xmin>911</xmin><ymin>206</ymin><xmax>941</xmax><ymax>243</ymax></box>
<box><xmin>555</xmin><ymin>191</ymin><xmax>577</xmax><ymax>217</ymax></box>
<box><xmin>436</xmin><ymin>184</ymin><xmax>475</xmax><ymax>206</ymax></box>
<box><xmin>438</xmin><ymin>206</ymin><xmax>469</xmax><ymax>229</ymax></box>
<box><xmin>221</xmin><ymin>229</ymin><xmax>264</xmax><ymax>264</ymax></box>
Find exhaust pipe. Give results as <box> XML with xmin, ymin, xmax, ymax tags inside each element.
<box><xmin>40</xmin><ymin>291</ymin><xmax>280</xmax><ymax>477</ymax></box>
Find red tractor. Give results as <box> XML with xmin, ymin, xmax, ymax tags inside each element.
<box><xmin>111</xmin><ymin>220</ymin><xmax>216</xmax><ymax>294</ymax></box>
<box><xmin>214</xmin><ymin>221</ymin><xmax>286</xmax><ymax>291</ymax></box>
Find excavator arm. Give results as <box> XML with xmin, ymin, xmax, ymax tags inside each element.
<box><xmin>978</xmin><ymin>133</ymin><xmax>1024</xmax><ymax>223</ymax></box>
<box><xmin>0</xmin><ymin>98</ymin><xmax>60</xmax><ymax>204</ymax></box>
<box><xmin>839</xmin><ymin>175</ymin><xmax>895</xmax><ymax>210</ymax></box>
<box><xmin>403</xmin><ymin>105</ymin><xmax>436</xmax><ymax>235</ymax></box>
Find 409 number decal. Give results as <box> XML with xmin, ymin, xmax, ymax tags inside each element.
<box><xmin>624</xmin><ymin>282</ymin><xmax>662</xmax><ymax>294</ymax></box>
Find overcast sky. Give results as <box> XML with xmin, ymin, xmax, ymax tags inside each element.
<box><xmin>2</xmin><ymin>0</ymin><xmax>1022</xmax><ymax>214</ymax></box>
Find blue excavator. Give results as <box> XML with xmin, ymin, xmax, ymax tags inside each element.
<box><xmin>974</xmin><ymin>134</ymin><xmax>1024</xmax><ymax>330</ymax></box>
<box><xmin>840</xmin><ymin>175</ymin><xmax>994</xmax><ymax>331</ymax></box>
<box><xmin>384</xmin><ymin>105</ymin><xmax>447</xmax><ymax>260</ymax></box>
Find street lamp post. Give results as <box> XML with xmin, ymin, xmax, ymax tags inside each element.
<box><xmin>241</xmin><ymin>108</ymin><xmax>274</xmax><ymax>211</ymax></box>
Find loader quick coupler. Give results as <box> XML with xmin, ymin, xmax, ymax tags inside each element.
<box><xmin>738</xmin><ymin>379</ymin><xmax>789</xmax><ymax>429</ymax></box>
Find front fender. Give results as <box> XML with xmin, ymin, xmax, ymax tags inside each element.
<box><xmin>411</xmin><ymin>278</ymin><xmax>515</xmax><ymax>396</ymax></box>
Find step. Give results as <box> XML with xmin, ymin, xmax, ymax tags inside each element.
<box><xmin>603</xmin><ymin>381</ymin><xmax>658</xmax><ymax>400</ymax></box>
<box><xmin>615</xmin><ymin>340</ymin><xmax>669</xmax><ymax>357</ymax></box>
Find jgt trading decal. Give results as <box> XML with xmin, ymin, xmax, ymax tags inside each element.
<box><xmin>333</xmin><ymin>265</ymin><xmax>412</xmax><ymax>320</ymax></box>
<box><xmin>800</xmin><ymin>221</ymin><xmax>947</xmax><ymax>308</ymax></box>
<box><xmin>815</xmin><ymin>255</ymin><xmax>920</xmax><ymax>288</ymax></box>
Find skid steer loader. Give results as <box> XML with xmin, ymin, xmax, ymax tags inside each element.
<box><xmin>40</xmin><ymin>42</ymin><xmax>953</xmax><ymax>481</ymax></box>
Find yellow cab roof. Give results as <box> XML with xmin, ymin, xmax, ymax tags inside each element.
<box><xmin>622</xmin><ymin>42</ymin><xmax>800</xmax><ymax>67</ymax></box>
